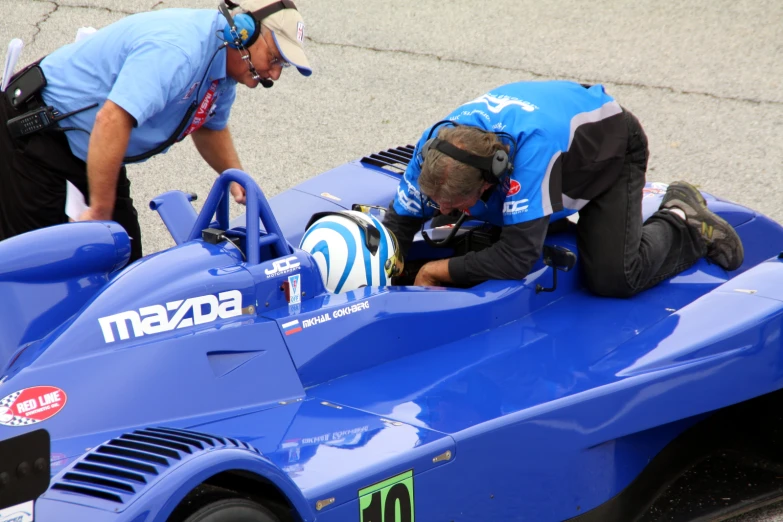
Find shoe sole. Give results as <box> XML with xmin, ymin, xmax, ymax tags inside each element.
<box><xmin>667</xmin><ymin>181</ymin><xmax>707</xmax><ymax>207</ymax></box>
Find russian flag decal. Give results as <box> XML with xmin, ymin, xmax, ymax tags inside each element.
<box><xmin>282</xmin><ymin>319</ymin><xmax>302</xmax><ymax>336</ymax></box>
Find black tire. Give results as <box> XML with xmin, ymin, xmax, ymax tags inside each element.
<box><xmin>183</xmin><ymin>498</ymin><xmax>280</xmax><ymax>522</ymax></box>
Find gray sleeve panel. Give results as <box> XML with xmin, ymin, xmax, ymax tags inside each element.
<box><xmin>449</xmin><ymin>215</ymin><xmax>550</xmax><ymax>285</ymax></box>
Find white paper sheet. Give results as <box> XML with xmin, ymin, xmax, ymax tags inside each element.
<box><xmin>66</xmin><ymin>181</ymin><xmax>89</xmax><ymax>220</ymax></box>
<box><xmin>74</xmin><ymin>26</ymin><xmax>97</xmax><ymax>42</ymax></box>
<box><xmin>1</xmin><ymin>38</ymin><xmax>24</xmax><ymax>92</ymax></box>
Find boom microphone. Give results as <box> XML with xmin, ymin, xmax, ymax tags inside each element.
<box><xmin>260</xmin><ymin>78</ymin><xmax>274</xmax><ymax>88</ymax></box>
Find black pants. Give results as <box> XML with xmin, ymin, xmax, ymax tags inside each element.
<box><xmin>577</xmin><ymin>110</ymin><xmax>705</xmax><ymax>297</ymax></box>
<box><xmin>0</xmin><ymin>94</ymin><xmax>142</xmax><ymax>262</ymax></box>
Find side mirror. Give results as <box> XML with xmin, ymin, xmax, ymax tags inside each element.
<box><xmin>536</xmin><ymin>245</ymin><xmax>576</xmax><ymax>293</ymax></box>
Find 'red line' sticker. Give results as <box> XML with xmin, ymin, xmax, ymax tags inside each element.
<box><xmin>0</xmin><ymin>386</ymin><xmax>67</xmax><ymax>427</ymax></box>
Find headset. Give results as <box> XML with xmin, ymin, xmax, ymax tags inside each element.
<box><xmin>218</xmin><ymin>3</ymin><xmax>274</xmax><ymax>88</ymax></box>
<box><xmin>420</xmin><ymin>120</ymin><xmax>518</xmax><ymax>184</ymax></box>
<box><xmin>219</xmin><ymin>0</ymin><xmax>300</xmax><ymax>88</ymax></box>
<box><xmin>416</xmin><ymin>120</ymin><xmax>519</xmax><ymax>247</ymax></box>
<box><xmin>221</xmin><ymin>11</ymin><xmax>261</xmax><ymax>50</ymax></box>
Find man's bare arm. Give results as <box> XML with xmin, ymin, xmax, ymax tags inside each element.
<box><xmin>191</xmin><ymin>126</ymin><xmax>242</xmax><ymax>173</ymax></box>
<box><xmin>79</xmin><ymin>100</ymin><xmax>134</xmax><ymax>221</ymax></box>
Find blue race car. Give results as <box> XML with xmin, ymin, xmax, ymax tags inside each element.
<box><xmin>2</xmin><ymin>144</ymin><xmax>783</xmax><ymax>522</ymax></box>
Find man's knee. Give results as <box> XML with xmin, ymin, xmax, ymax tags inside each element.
<box><xmin>583</xmin><ymin>270</ymin><xmax>639</xmax><ymax>298</ymax></box>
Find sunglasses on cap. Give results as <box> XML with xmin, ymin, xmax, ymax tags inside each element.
<box><xmin>269</xmin><ymin>56</ymin><xmax>290</xmax><ymax>68</ymax></box>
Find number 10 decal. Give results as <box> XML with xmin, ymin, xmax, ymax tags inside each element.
<box><xmin>359</xmin><ymin>470</ymin><xmax>415</xmax><ymax>522</ymax></box>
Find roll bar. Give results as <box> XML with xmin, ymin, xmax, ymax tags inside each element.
<box><xmin>187</xmin><ymin>169</ymin><xmax>291</xmax><ymax>265</ymax></box>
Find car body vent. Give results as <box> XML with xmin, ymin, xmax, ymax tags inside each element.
<box><xmin>47</xmin><ymin>427</ymin><xmax>261</xmax><ymax>509</ymax></box>
<box><xmin>360</xmin><ymin>145</ymin><xmax>415</xmax><ymax>173</ymax></box>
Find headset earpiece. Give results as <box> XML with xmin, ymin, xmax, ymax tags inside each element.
<box><xmin>222</xmin><ymin>12</ymin><xmax>259</xmax><ymax>49</ymax></box>
<box><xmin>490</xmin><ymin>148</ymin><xmax>510</xmax><ymax>179</ymax></box>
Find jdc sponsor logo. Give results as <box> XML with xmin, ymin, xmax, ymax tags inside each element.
<box><xmin>396</xmin><ymin>186</ymin><xmax>421</xmax><ymax>214</ymax></box>
<box><xmin>98</xmin><ymin>290</ymin><xmax>243</xmax><ymax>343</ymax></box>
<box><xmin>265</xmin><ymin>256</ymin><xmax>300</xmax><ymax>277</ymax></box>
<box><xmin>503</xmin><ymin>200</ymin><xmax>529</xmax><ymax>215</ymax></box>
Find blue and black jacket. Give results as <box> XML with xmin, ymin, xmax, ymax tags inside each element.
<box><xmin>384</xmin><ymin>80</ymin><xmax>630</xmax><ymax>285</ymax></box>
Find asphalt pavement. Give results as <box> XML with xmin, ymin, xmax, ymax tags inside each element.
<box><xmin>2</xmin><ymin>0</ymin><xmax>782</xmax><ymax>519</ymax></box>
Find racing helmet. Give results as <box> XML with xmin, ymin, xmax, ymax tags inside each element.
<box><xmin>300</xmin><ymin>210</ymin><xmax>403</xmax><ymax>293</ymax></box>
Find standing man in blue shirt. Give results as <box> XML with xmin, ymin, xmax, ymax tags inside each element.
<box><xmin>0</xmin><ymin>0</ymin><xmax>311</xmax><ymax>262</ymax></box>
<box><xmin>383</xmin><ymin>81</ymin><xmax>744</xmax><ymax>297</ymax></box>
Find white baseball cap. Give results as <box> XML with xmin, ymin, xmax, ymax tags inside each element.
<box><xmin>236</xmin><ymin>0</ymin><xmax>312</xmax><ymax>76</ymax></box>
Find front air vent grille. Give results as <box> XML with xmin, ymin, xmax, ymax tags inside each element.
<box><xmin>72</xmin><ymin>462</ymin><xmax>147</xmax><ymax>484</ymax></box>
<box><xmin>95</xmin><ymin>444</ymin><xmax>169</xmax><ymax>465</ymax></box>
<box><xmin>146</xmin><ymin>426</ymin><xmax>219</xmax><ymax>447</ymax></box>
<box><xmin>107</xmin><ymin>438</ymin><xmax>182</xmax><ymax>459</ymax></box>
<box><xmin>48</xmin><ymin>427</ymin><xmax>261</xmax><ymax>507</ymax></box>
<box><xmin>83</xmin><ymin>453</ymin><xmax>159</xmax><ymax>474</ymax></box>
<box><xmin>360</xmin><ymin>145</ymin><xmax>415</xmax><ymax>173</ymax></box>
<box><xmin>119</xmin><ymin>433</ymin><xmax>195</xmax><ymax>454</ymax></box>
<box><xmin>51</xmin><ymin>483</ymin><xmax>124</xmax><ymax>503</ymax></box>
<box><xmin>62</xmin><ymin>472</ymin><xmax>136</xmax><ymax>492</ymax></box>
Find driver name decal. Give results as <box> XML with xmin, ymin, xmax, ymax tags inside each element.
<box><xmin>98</xmin><ymin>290</ymin><xmax>243</xmax><ymax>343</ymax></box>
<box><xmin>282</xmin><ymin>301</ymin><xmax>371</xmax><ymax>336</ymax></box>
<box><xmin>302</xmin><ymin>302</ymin><xmax>370</xmax><ymax>329</ymax></box>
<box><xmin>0</xmin><ymin>386</ymin><xmax>67</xmax><ymax>427</ymax></box>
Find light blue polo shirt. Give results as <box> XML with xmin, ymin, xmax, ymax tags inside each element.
<box><xmin>40</xmin><ymin>9</ymin><xmax>237</xmax><ymax>162</ymax></box>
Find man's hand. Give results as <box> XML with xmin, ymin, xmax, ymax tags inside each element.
<box><xmin>230</xmin><ymin>182</ymin><xmax>246</xmax><ymax>204</ymax></box>
<box><xmin>77</xmin><ymin>207</ymin><xmax>111</xmax><ymax>222</ymax></box>
<box><xmin>413</xmin><ymin>259</ymin><xmax>452</xmax><ymax>286</ymax></box>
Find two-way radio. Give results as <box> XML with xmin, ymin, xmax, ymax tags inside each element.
<box><xmin>6</xmin><ymin>103</ymin><xmax>97</xmax><ymax>139</ymax></box>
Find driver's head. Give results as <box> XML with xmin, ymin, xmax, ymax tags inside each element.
<box><xmin>300</xmin><ymin>211</ymin><xmax>402</xmax><ymax>293</ymax></box>
<box><xmin>419</xmin><ymin>126</ymin><xmax>508</xmax><ymax>215</ymax></box>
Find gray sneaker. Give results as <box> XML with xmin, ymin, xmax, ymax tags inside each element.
<box><xmin>659</xmin><ymin>181</ymin><xmax>744</xmax><ymax>271</ymax></box>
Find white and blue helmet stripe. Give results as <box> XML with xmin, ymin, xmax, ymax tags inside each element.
<box><xmin>300</xmin><ymin>211</ymin><xmax>398</xmax><ymax>293</ymax></box>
